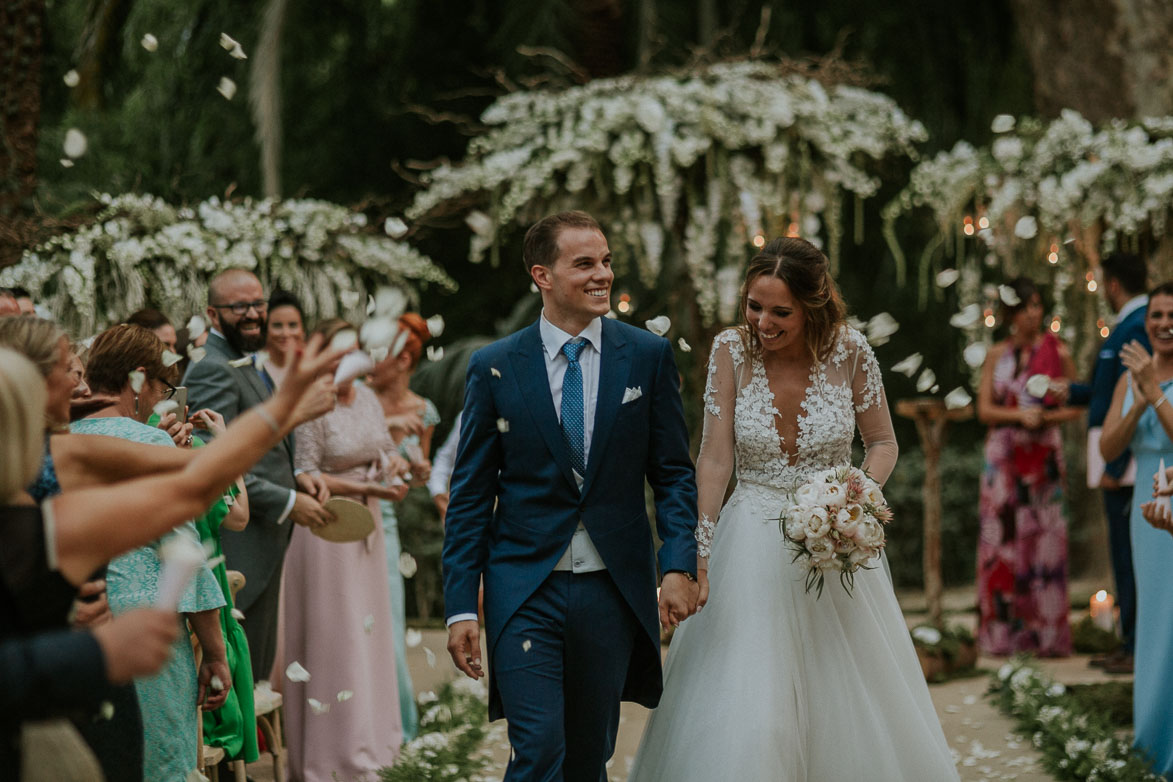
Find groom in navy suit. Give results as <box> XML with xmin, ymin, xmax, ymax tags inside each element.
<box><xmin>443</xmin><ymin>211</ymin><xmax>699</xmax><ymax>780</ymax></box>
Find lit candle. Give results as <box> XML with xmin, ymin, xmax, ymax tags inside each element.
<box><xmin>1089</xmin><ymin>589</ymin><xmax>1115</xmax><ymax>633</ymax></box>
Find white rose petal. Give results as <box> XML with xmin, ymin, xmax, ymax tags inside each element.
<box><xmin>63</xmin><ymin>69</ymin><xmax>80</xmax><ymax>87</ymax></box>
<box><xmin>128</xmin><ymin>370</ymin><xmax>146</xmax><ymax>394</ymax></box>
<box><xmin>230</xmin><ymin>607</ymin><xmax>245</xmax><ymax>621</ymax></box>
<box><xmin>63</xmin><ymin>128</ymin><xmax>88</xmax><ymax>159</ymax></box>
<box><xmin>998</xmin><ymin>285</ymin><xmax>1021</xmax><ymax>307</ymax></box>
<box><xmin>405</xmin><ymin>628</ymin><xmax>422</xmax><ymax>648</ymax></box>
<box><xmin>891</xmin><ymin>353</ymin><xmax>923</xmax><ymax>378</ymax></box>
<box><xmin>374</xmin><ymin>287</ymin><xmax>408</xmax><ymax>319</ymax></box>
<box><xmin>865</xmin><ymin>312</ymin><xmax>900</xmax><ymax>346</ymax></box>
<box><xmin>186</xmin><ymin>315</ymin><xmax>206</xmax><ymax>340</ymax></box>
<box><xmin>424</xmin><ymin>646</ymin><xmax>437</xmax><ymax>668</ymax></box>
<box><xmin>153</xmin><ymin>399</ymin><xmax>179</xmax><ymax>417</ymax></box>
<box><xmin>677</xmin><ymin>338</ymin><xmax>692</xmax><ymax>352</ymax></box>
<box><xmin>390</xmin><ymin>330</ymin><xmax>410</xmax><ymax>359</ymax></box>
<box><xmin>330</xmin><ymin>329</ymin><xmax>359</xmax><ymax>352</ymax></box>
<box><xmin>210</xmin><ymin>675</ymin><xmax>225</xmax><ymax>691</ymax></box>
<box><xmin>645</xmin><ymin>315</ymin><xmax>671</xmax><ymax>336</ymax></box>
<box><xmin>141</xmin><ymin>33</ymin><xmax>159</xmax><ymax>52</ymax></box>
<box><xmin>384</xmin><ymin>217</ymin><xmax>409</xmax><ymax>238</ymax></box>
<box><xmin>336</xmin><ymin>690</ymin><xmax>354</xmax><ymax>702</ymax></box>
<box><xmin>426</xmin><ymin>314</ymin><xmax>445</xmax><ymax>337</ymax></box>
<box><xmin>99</xmin><ymin>701</ymin><xmax>115</xmax><ymax>720</ymax></box>
<box><xmin>368</xmin><ymin>346</ymin><xmax>389</xmax><ymax>363</ymax></box>
<box><xmin>307</xmin><ymin>698</ymin><xmax>330</xmax><ymax>715</ymax></box>
<box><xmin>949</xmin><ymin>304</ymin><xmax>981</xmax><ymax>329</ymax></box>
<box><xmin>285</xmin><ymin>661</ymin><xmax>311</xmax><ymax>682</ymax></box>
<box><xmin>912</xmin><ymin>625</ymin><xmax>943</xmax><ymax>645</ymax></box>
<box><xmin>219</xmin><ymin>33</ymin><xmax>247</xmax><ymax>59</ymax></box>
<box><xmin>490</xmin><ymin>367</ymin><xmax>501</xmax><ymax>378</ymax></box>
<box><xmin>935</xmin><ymin>269</ymin><xmax>960</xmax><ymax>288</ymax></box>
<box><xmin>1013</xmin><ymin>215</ymin><xmax>1038</xmax><ymax>239</ymax></box>
<box><xmin>916</xmin><ymin>368</ymin><xmax>937</xmax><ymax>393</ymax></box>
<box><xmin>522</xmin><ymin>639</ymin><xmax>532</xmax><ymax>653</ymax></box>
<box><xmin>60</xmin><ymin>159</ymin><xmax>74</xmax><ymax>168</ymax></box>
<box><xmin>944</xmin><ymin>387</ymin><xmax>973</xmax><ymax>410</ymax></box>
<box><xmin>161</xmin><ymin>349</ymin><xmax>182</xmax><ymax>367</ymax></box>
<box><xmin>496</xmin><ymin>418</ymin><xmax>510</xmax><ymax>433</ymax></box>
<box><xmin>991</xmin><ymin>114</ymin><xmax>1016</xmax><ymax>134</ymax></box>
<box><xmin>1025</xmin><ymin>373</ymin><xmax>1052</xmax><ymax>398</ymax></box>
<box><xmin>465</xmin><ymin>210</ymin><xmax>493</xmax><ymax>236</ymax></box>
<box><xmin>426</xmin><ymin>345</ymin><xmax>444</xmax><ymax>362</ymax></box>
<box><xmin>398</xmin><ymin>552</ymin><xmax>418</xmax><ymax>578</ymax></box>
<box><xmin>963</xmin><ymin>342</ymin><xmax>988</xmax><ymax>368</ymax></box>
<box><xmin>217</xmin><ymin>77</ymin><xmax>237</xmax><ymax>101</ymax></box>
<box><xmin>363</xmin><ymin>614</ymin><xmax>375</xmax><ymax>634</ymax></box>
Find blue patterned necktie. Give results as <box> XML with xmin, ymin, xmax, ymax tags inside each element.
<box><xmin>561</xmin><ymin>338</ymin><xmax>587</xmax><ymax>476</ymax></box>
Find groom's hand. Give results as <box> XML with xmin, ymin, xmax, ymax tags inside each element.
<box><xmin>659</xmin><ymin>572</ymin><xmax>699</xmax><ymax>630</ymax></box>
<box><xmin>447</xmin><ymin>620</ymin><xmax>485</xmax><ymax>680</ymax></box>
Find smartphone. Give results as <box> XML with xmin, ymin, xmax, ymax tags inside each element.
<box><xmin>173</xmin><ymin>386</ymin><xmax>188</xmax><ymax>417</ymax></box>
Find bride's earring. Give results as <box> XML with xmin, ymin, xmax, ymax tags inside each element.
<box><xmin>134</xmin><ymin>394</ymin><xmax>139</xmax><ymax>416</ymax></box>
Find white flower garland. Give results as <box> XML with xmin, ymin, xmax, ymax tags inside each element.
<box><xmin>407</xmin><ymin>61</ymin><xmax>926</xmax><ymax>323</ymax></box>
<box><xmin>1</xmin><ymin>193</ymin><xmax>456</xmax><ymax>336</ymax></box>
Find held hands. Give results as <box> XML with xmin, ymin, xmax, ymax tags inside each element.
<box><xmin>296</xmin><ymin>471</ymin><xmax>331</xmax><ymax>503</ymax></box>
<box><xmin>447</xmin><ymin>619</ymin><xmax>484</xmax><ymax>680</ymax></box>
<box><xmin>696</xmin><ymin>561</ymin><xmax>710</xmax><ymax>612</ymax></box>
<box><xmin>92</xmin><ymin>608</ymin><xmax>180</xmax><ymax>685</ymax></box>
<box><xmin>659</xmin><ymin>572</ymin><xmax>699</xmax><ymax>631</ymax></box>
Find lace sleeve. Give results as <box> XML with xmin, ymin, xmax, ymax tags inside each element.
<box><xmin>696</xmin><ymin>330</ymin><xmax>743</xmax><ymax>559</ymax></box>
<box><xmin>846</xmin><ymin>329</ymin><xmax>898</xmax><ymax>486</ymax></box>
<box><xmin>293</xmin><ymin>415</ymin><xmax>327</xmax><ymax>474</ymax></box>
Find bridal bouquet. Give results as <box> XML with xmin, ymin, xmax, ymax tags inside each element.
<box><xmin>779</xmin><ymin>466</ymin><xmax>893</xmax><ymax>597</ymax></box>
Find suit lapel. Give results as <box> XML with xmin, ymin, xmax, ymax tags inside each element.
<box><xmin>582</xmin><ymin>319</ymin><xmax>631</xmax><ymax>496</ymax></box>
<box><xmin>208</xmin><ymin>333</ymin><xmax>294</xmax><ymax>458</ymax></box>
<box><xmin>509</xmin><ymin>322</ymin><xmax>579</xmax><ymax>490</ymax></box>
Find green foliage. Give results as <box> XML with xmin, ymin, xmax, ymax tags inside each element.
<box><xmin>879</xmin><ymin>439</ymin><xmax>985</xmax><ymax>588</ymax></box>
<box><xmin>1067</xmin><ymin>681</ymin><xmax>1133</xmax><ymax>728</ymax></box>
<box><xmin>397</xmin><ymin>486</ymin><xmax>444</xmax><ymax>621</ymax></box>
<box><xmin>910</xmin><ymin>623</ymin><xmax>975</xmax><ymax>663</ymax></box>
<box><xmin>378</xmin><ymin>678</ymin><xmax>493</xmax><ymax>782</ymax></box>
<box><xmin>1072</xmin><ymin>615</ymin><xmax>1122</xmax><ymax>655</ymax></box>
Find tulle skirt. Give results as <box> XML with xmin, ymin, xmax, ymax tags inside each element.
<box><xmin>630</xmin><ymin>482</ymin><xmax>959</xmax><ymax>781</ymax></box>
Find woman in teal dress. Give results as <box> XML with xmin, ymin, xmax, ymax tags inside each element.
<box><xmin>74</xmin><ymin>324</ymin><xmax>229</xmax><ymax>782</ymax></box>
<box><xmin>1101</xmin><ymin>281</ymin><xmax>1173</xmax><ymax>775</ymax></box>
<box><xmin>369</xmin><ymin>312</ymin><xmax>439</xmax><ymax>741</ymax></box>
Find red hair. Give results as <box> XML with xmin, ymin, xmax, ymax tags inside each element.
<box><xmin>397</xmin><ymin>313</ymin><xmax>431</xmax><ymax>369</ymax></box>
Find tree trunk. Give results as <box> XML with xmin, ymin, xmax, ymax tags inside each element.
<box><xmin>1009</xmin><ymin>0</ymin><xmax>1173</xmax><ymax>121</ymax></box>
<box><xmin>573</xmin><ymin>0</ymin><xmax>626</xmax><ymax>78</ymax></box>
<box><xmin>0</xmin><ymin>0</ymin><xmax>45</xmax><ymax>266</ymax></box>
<box><xmin>73</xmin><ymin>0</ymin><xmax>131</xmax><ymax>111</ymax></box>
<box><xmin>251</xmin><ymin>0</ymin><xmax>289</xmax><ymax>198</ymax></box>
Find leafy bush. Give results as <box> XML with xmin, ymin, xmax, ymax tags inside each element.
<box><xmin>379</xmin><ymin>678</ymin><xmax>495</xmax><ymax>782</ymax></box>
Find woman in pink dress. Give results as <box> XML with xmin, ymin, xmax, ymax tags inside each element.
<box><xmin>283</xmin><ymin>319</ymin><xmax>412</xmax><ymax>781</ymax></box>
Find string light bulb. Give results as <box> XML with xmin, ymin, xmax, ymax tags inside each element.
<box><xmin>752</xmin><ymin>234</ymin><xmax>766</xmax><ymax>248</ymax></box>
<box><xmin>617</xmin><ymin>293</ymin><xmax>631</xmax><ymax>314</ymax></box>
<box><xmin>963</xmin><ymin>215</ymin><xmax>975</xmax><ymax>236</ymax></box>
<box><xmin>1050</xmin><ymin>317</ymin><xmax>1061</xmax><ymax>333</ymax></box>
<box><xmin>1100</xmin><ymin>326</ymin><xmax>1110</xmax><ymax>338</ymax></box>
<box><xmin>786</xmin><ymin>222</ymin><xmax>800</xmax><ymax>238</ymax></box>
<box><xmin>978</xmin><ymin>216</ymin><xmax>990</xmax><ymax>229</ymax></box>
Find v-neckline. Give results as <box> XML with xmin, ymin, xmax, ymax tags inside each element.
<box><xmin>754</xmin><ymin>356</ymin><xmax>818</xmax><ymax>467</ymax></box>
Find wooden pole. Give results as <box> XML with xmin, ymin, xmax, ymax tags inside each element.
<box><xmin>895</xmin><ymin>398</ymin><xmax>973</xmax><ymax>629</ymax></box>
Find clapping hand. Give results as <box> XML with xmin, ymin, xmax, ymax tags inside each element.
<box><xmin>1122</xmin><ymin>341</ymin><xmax>1160</xmax><ymax>403</ymax></box>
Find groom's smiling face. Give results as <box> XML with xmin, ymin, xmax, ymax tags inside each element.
<box><xmin>534</xmin><ymin>227</ymin><xmax>613</xmax><ymax>333</ymax></box>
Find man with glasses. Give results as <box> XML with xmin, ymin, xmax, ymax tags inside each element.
<box><xmin>184</xmin><ymin>268</ymin><xmax>335</xmax><ymax>680</ymax></box>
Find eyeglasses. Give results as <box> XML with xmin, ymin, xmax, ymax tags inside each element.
<box><xmin>159</xmin><ymin>378</ymin><xmax>178</xmax><ymax>400</ymax></box>
<box><xmin>212</xmin><ymin>300</ymin><xmax>268</xmax><ymax>316</ymax></box>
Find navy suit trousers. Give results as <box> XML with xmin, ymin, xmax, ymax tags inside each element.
<box><xmin>494</xmin><ymin>571</ymin><xmax>639</xmax><ymax>782</ymax></box>
<box><xmin>1104</xmin><ymin>487</ymin><xmax>1136</xmax><ymax>653</ymax></box>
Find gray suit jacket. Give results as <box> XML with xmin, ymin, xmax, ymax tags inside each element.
<box><xmin>183</xmin><ymin>332</ymin><xmax>296</xmax><ymax>612</ymax></box>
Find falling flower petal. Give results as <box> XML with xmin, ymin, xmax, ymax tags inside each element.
<box><xmin>963</xmin><ymin>342</ymin><xmax>988</xmax><ymax>368</ymax></box>
<box><xmin>228</xmin><ymin>356</ymin><xmax>252</xmax><ymax>368</ymax></box>
<box><xmin>390</xmin><ymin>329</ymin><xmax>410</xmax><ymax>359</ymax></box>
<box><xmin>522</xmin><ymin>639</ymin><xmax>532</xmax><ymax>653</ymax></box>
<box><xmin>307</xmin><ymin>698</ymin><xmax>330</xmax><ymax>715</ymax></box>
<box><xmin>63</xmin><ymin>69</ymin><xmax>80</xmax><ymax>88</ymax></box>
<box><xmin>398</xmin><ymin>552</ymin><xmax>418</xmax><ymax>578</ymax></box>
<box><xmin>219</xmin><ymin>33</ymin><xmax>247</xmax><ymax>59</ymax></box>
<box><xmin>366</xmin><ymin>295</ymin><xmax>377</xmax><ymax>315</ymax></box>
<box><xmin>677</xmin><ymin>338</ymin><xmax>692</xmax><ymax>352</ymax></box>
<box><xmin>530</xmin><ymin>283</ymin><xmax>539</xmax><ymax>294</ymax></box>
<box><xmin>230</xmin><ymin>607</ymin><xmax>245</xmax><ymax>621</ymax></box>
<box><xmin>991</xmin><ymin>114</ymin><xmax>1016</xmax><ymax>134</ymax></box>
<box><xmin>490</xmin><ymin>367</ymin><xmax>501</xmax><ymax>378</ymax></box>
<box><xmin>217</xmin><ymin>77</ymin><xmax>237</xmax><ymax>101</ymax></box>
<box><xmin>285</xmin><ymin>661</ymin><xmax>311</xmax><ymax>682</ymax></box>
<box><xmin>935</xmin><ymin>269</ymin><xmax>960</xmax><ymax>288</ymax></box>
<box><xmin>384</xmin><ymin>217</ymin><xmax>408</xmax><ymax>238</ymax></box>
<box><xmin>362</xmin><ymin>318</ymin><xmax>397</xmax><ymax>353</ymax></box>
<box><xmin>210</xmin><ymin>675</ymin><xmax>225</xmax><ymax>691</ymax></box>
<box><xmin>63</xmin><ymin>128</ymin><xmax>88</xmax><ymax>159</ymax></box>
<box><xmin>891</xmin><ymin>353</ymin><xmax>923</xmax><ymax>377</ymax></box>
<box><xmin>949</xmin><ymin>304</ymin><xmax>982</xmax><ymax>329</ymax></box>
<box><xmin>363</xmin><ymin>614</ymin><xmax>375</xmax><ymax>634</ymax></box>
<box><xmin>426</xmin><ymin>314</ymin><xmax>445</xmax><ymax>338</ymax></box>
<box><xmin>865</xmin><ymin>312</ymin><xmax>900</xmax><ymax>346</ymax></box>
<box><xmin>1025</xmin><ymin>373</ymin><xmax>1052</xmax><ymax>398</ymax></box>
<box><xmin>465</xmin><ymin>210</ymin><xmax>493</xmax><ymax>236</ymax></box>
<box><xmin>645</xmin><ymin>316</ymin><xmax>671</xmax><ymax>336</ymax></box>
<box><xmin>497</xmin><ymin>418</ymin><xmax>510</xmax><ymax>433</ymax></box>
<box><xmin>916</xmin><ymin>368</ymin><xmax>937</xmax><ymax>393</ymax></box>
<box><xmin>186</xmin><ymin>315</ymin><xmax>206</xmax><ymax>340</ymax></box>
<box><xmin>161</xmin><ymin>349</ymin><xmax>182</xmax><ymax>368</ymax></box>
<box><xmin>141</xmin><ymin>33</ymin><xmax>158</xmax><ymax>52</ymax></box>
<box><xmin>998</xmin><ymin>285</ymin><xmax>1021</xmax><ymax>307</ymax></box>
<box><xmin>405</xmin><ymin>628</ymin><xmax>422</xmax><ymax>648</ymax></box>
<box><xmin>368</xmin><ymin>346</ymin><xmax>389</xmax><ymax>363</ymax></box>
<box><xmin>336</xmin><ymin>690</ymin><xmax>354</xmax><ymax>702</ymax></box>
<box><xmin>424</xmin><ymin>647</ymin><xmax>437</xmax><ymax>668</ymax></box>
<box><xmin>60</xmin><ymin>159</ymin><xmax>74</xmax><ymax>168</ymax></box>
<box><xmin>1014</xmin><ymin>215</ymin><xmax>1038</xmax><ymax>239</ymax></box>
<box><xmin>944</xmin><ymin>387</ymin><xmax>973</xmax><ymax>409</ymax></box>
<box><xmin>128</xmin><ymin>370</ymin><xmax>146</xmax><ymax>394</ymax></box>
<box><xmin>99</xmin><ymin>701</ymin><xmax>115</xmax><ymax>720</ymax></box>
<box><xmin>330</xmin><ymin>329</ymin><xmax>359</xmax><ymax>352</ymax></box>
<box><xmin>373</xmin><ymin>287</ymin><xmax>408</xmax><ymax>319</ymax></box>
<box><xmin>426</xmin><ymin>345</ymin><xmax>444</xmax><ymax>362</ymax></box>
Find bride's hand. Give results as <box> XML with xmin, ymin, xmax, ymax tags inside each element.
<box><xmin>696</xmin><ymin>566</ymin><xmax>709</xmax><ymax>612</ymax></box>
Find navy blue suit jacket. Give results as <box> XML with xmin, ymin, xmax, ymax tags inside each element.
<box><xmin>442</xmin><ymin>318</ymin><xmax>698</xmax><ymax>719</ymax></box>
<box><xmin>1069</xmin><ymin>304</ymin><xmax>1149</xmax><ymax>479</ymax></box>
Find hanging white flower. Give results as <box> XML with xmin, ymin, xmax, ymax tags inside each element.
<box><xmin>219</xmin><ymin>33</ymin><xmax>248</xmax><ymax>59</ymax></box>
<box><xmin>384</xmin><ymin>217</ymin><xmax>408</xmax><ymax>238</ymax></box>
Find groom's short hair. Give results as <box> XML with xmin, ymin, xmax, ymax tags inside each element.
<box><xmin>522</xmin><ymin>211</ymin><xmax>603</xmax><ymax>273</ymax></box>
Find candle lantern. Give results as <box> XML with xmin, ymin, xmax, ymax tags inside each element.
<box><xmin>1089</xmin><ymin>589</ymin><xmax>1116</xmax><ymax>633</ymax></box>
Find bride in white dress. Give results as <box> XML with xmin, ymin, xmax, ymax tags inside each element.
<box><xmin>630</xmin><ymin>237</ymin><xmax>959</xmax><ymax>781</ymax></box>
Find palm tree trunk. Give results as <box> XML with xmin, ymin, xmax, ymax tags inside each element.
<box><xmin>250</xmin><ymin>0</ymin><xmax>289</xmax><ymax>198</ymax></box>
<box><xmin>0</xmin><ymin>0</ymin><xmax>45</xmax><ymax>266</ymax></box>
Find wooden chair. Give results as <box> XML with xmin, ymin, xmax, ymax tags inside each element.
<box><xmin>191</xmin><ymin>629</ymin><xmax>226</xmax><ymax>781</ymax></box>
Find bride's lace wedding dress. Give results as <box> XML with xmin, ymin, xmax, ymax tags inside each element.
<box><xmin>630</xmin><ymin>327</ymin><xmax>959</xmax><ymax>781</ymax></box>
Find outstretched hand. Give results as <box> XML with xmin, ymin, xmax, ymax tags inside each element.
<box><xmin>659</xmin><ymin>572</ymin><xmax>699</xmax><ymax>630</ymax></box>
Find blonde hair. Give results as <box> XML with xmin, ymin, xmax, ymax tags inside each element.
<box><xmin>0</xmin><ymin>347</ymin><xmax>48</xmax><ymax>502</ymax></box>
<box><xmin>0</xmin><ymin>316</ymin><xmax>67</xmax><ymax>377</ymax></box>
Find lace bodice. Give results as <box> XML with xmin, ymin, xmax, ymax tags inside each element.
<box><xmin>696</xmin><ymin>327</ymin><xmax>898</xmax><ymax>544</ymax></box>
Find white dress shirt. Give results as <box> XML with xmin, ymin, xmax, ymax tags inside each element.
<box><xmin>427</xmin><ymin>411</ymin><xmax>462</xmax><ymax>497</ymax></box>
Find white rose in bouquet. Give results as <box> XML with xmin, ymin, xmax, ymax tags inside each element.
<box><xmin>806</xmin><ymin>536</ymin><xmax>836</xmax><ymax>566</ymax></box>
<box><xmin>784</xmin><ymin>515</ymin><xmax>808</xmax><ymax>541</ymax></box>
<box><xmin>835</xmin><ymin>505</ymin><xmax>864</xmax><ymax>538</ymax></box>
<box><xmin>819</xmin><ymin>482</ymin><xmax>846</xmax><ymax>510</ymax></box>
<box><xmin>856</xmin><ymin>518</ymin><xmax>885</xmax><ymax>548</ymax></box>
<box><xmin>862</xmin><ymin>481</ymin><xmax>885</xmax><ymax>508</ymax></box>
<box><xmin>848</xmin><ymin>548</ymin><xmax>874</xmax><ymax>567</ymax></box>
<box><xmin>794</xmin><ymin>482</ymin><xmax>823</xmax><ymax>507</ymax></box>
<box><xmin>801</xmin><ymin>506</ymin><xmax>832</xmax><ymax>539</ymax></box>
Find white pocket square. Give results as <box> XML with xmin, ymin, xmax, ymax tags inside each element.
<box><xmin>622</xmin><ymin>386</ymin><xmax>642</xmax><ymax>404</ymax></box>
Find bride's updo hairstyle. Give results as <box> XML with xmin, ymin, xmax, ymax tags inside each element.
<box><xmin>739</xmin><ymin>237</ymin><xmax>846</xmax><ymax>363</ymax></box>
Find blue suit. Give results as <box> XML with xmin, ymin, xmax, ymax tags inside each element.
<box><xmin>1069</xmin><ymin>302</ymin><xmax>1148</xmax><ymax>654</ymax></box>
<box><xmin>442</xmin><ymin>317</ymin><xmax>697</xmax><ymax>780</ymax></box>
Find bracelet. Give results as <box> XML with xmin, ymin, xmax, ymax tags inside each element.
<box><xmin>254</xmin><ymin>404</ymin><xmax>281</xmax><ymax>434</ymax></box>
<box><xmin>1155</xmin><ymin>396</ymin><xmax>1168</xmax><ymax>412</ymax></box>
<box><xmin>694</xmin><ymin>513</ymin><xmax>716</xmax><ymax>559</ymax></box>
